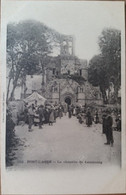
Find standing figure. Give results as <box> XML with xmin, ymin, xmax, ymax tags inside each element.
<box><xmin>73</xmin><ymin>107</ymin><xmax>76</xmax><ymax>116</ymax></box>
<box><xmin>95</xmin><ymin>110</ymin><xmax>99</xmax><ymax>124</ymax></box>
<box><xmin>78</xmin><ymin>112</ymin><xmax>83</xmax><ymax>124</ymax></box>
<box><xmin>24</xmin><ymin>104</ymin><xmax>28</xmax><ymax>124</ymax></box>
<box><xmin>102</xmin><ymin>110</ymin><xmax>107</xmax><ymax>134</ymax></box>
<box><xmin>44</xmin><ymin>107</ymin><xmax>49</xmax><ymax>124</ymax></box>
<box><xmin>49</xmin><ymin>108</ymin><xmax>55</xmax><ymax>125</ymax></box>
<box><xmin>53</xmin><ymin>107</ymin><xmax>57</xmax><ymax>122</ymax></box>
<box><xmin>104</xmin><ymin>110</ymin><xmax>114</xmax><ymax>146</ymax></box>
<box><xmin>32</xmin><ymin>104</ymin><xmax>36</xmax><ymax>112</ymax></box>
<box><xmin>111</xmin><ymin>110</ymin><xmax>117</xmax><ymax>131</ymax></box>
<box><xmin>71</xmin><ymin>104</ymin><xmax>74</xmax><ymax>115</ymax></box>
<box><xmin>38</xmin><ymin>105</ymin><xmax>44</xmax><ymax>129</ymax></box>
<box><xmin>58</xmin><ymin>106</ymin><xmax>63</xmax><ymax>119</ymax></box>
<box><xmin>86</xmin><ymin>108</ymin><xmax>92</xmax><ymax>127</ymax></box>
<box><xmin>28</xmin><ymin>106</ymin><xmax>35</xmax><ymax>132</ymax></box>
<box><xmin>116</xmin><ymin>112</ymin><xmax>121</xmax><ymax>132</ymax></box>
<box><xmin>76</xmin><ymin>106</ymin><xmax>80</xmax><ymax>115</ymax></box>
<box><xmin>68</xmin><ymin>105</ymin><xmax>72</xmax><ymax>118</ymax></box>
<box><xmin>64</xmin><ymin>103</ymin><xmax>67</xmax><ymax>116</ymax></box>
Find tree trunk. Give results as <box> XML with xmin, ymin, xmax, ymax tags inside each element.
<box><xmin>6</xmin><ymin>77</ymin><xmax>12</xmax><ymax>101</ymax></box>
<box><xmin>100</xmin><ymin>86</ymin><xmax>108</xmax><ymax>104</ymax></box>
<box><xmin>9</xmin><ymin>82</ymin><xmax>17</xmax><ymax>101</ymax></box>
<box><xmin>24</xmin><ymin>79</ymin><xmax>27</xmax><ymax>99</ymax></box>
<box><xmin>9</xmin><ymin>68</ymin><xmax>22</xmax><ymax>101</ymax></box>
<box><xmin>7</xmin><ymin>54</ymin><xmax>15</xmax><ymax>101</ymax></box>
<box><xmin>40</xmin><ymin>59</ymin><xmax>45</xmax><ymax>94</ymax></box>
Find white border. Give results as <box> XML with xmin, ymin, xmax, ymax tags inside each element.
<box><xmin>1</xmin><ymin>1</ymin><xmax>126</xmax><ymax>194</ymax></box>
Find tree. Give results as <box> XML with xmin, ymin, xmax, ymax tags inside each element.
<box><xmin>7</xmin><ymin>20</ymin><xmax>56</xmax><ymax>100</ymax></box>
<box><xmin>88</xmin><ymin>55</ymin><xmax>109</xmax><ymax>103</ymax></box>
<box><xmin>98</xmin><ymin>28</ymin><xmax>121</xmax><ymax>102</ymax></box>
<box><xmin>88</xmin><ymin>28</ymin><xmax>121</xmax><ymax>104</ymax></box>
<box><xmin>7</xmin><ymin>23</ymin><xmax>19</xmax><ymax>100</ymax></box>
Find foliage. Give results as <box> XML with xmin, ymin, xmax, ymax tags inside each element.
<box><xmin>88</xmin><ymin>55</ymin><xmax>109</xmax><ymax>103</ymax></box>
<box><xmin>98</xmin><ymin>28</ymin><xmax>121</xmax><ymax>89</ymax></box>
<box><xmin>88</xmin><ymin>28</ymin><xmax>121</xmax><ymax>104</ymax></box>
<box><xmin>7</xmin><ymin>20</ymin><xmax>62</xmax><ymax>100</ymax></box>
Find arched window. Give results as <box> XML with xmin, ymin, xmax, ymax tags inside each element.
<box><xmin>79</xmin><ymin>69</ymin><xmax>82</xmax><ymax>76</ymax></box>
<box><xmin>78</xmin><ymin>87</ymin><xmax>83</xmax><ymax>93</ymax></box>
<box><xmin>80</xmin><ymin>87</ymin><xmax>83</xmax><ymax>93</ymax></box>
<box><xmin>53</xmin><ymin>68</ymin><xmax>56</xmax><ymax>75</ymax></box>
<box><xmin>54</xmin><ymin>87</ymin><xmax>58</xmax><ymax>92</ymax></box>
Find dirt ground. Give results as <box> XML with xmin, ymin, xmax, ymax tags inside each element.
<box><xmin>9</xmin><ymin>114</ymin><xmax>121</xmax><ymax>169</ymax></box>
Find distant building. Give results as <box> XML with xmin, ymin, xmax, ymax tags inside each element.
<box><xmin>20</xmin><ymin>35</ymin><xmax>103</xmax><ymax>106</ymax></box>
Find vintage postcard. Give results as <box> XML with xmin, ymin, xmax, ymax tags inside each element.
<box><xmin>1</xmin><ymin>0</ymin><xmax>126</xmax><ymax>194</ymax></box>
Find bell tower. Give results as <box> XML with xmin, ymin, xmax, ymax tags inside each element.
<box><xmin>60</xmin><ymin>36</ymin><xmax>74</xmax><ymax>56</ymax></box>
<box><xmin>60</xmin><ymin>36</ymin><xmax>75</xmax><ymax>75</ymax></box>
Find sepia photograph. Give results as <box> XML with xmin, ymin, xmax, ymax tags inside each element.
<box><xmin>1</xmin><ymin>0</ymin><xmax>126</xmax><ymax>194</ymax></box>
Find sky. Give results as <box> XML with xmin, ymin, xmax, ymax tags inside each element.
<box><xmin>2</xmin><ymin>1</ymin><xmax>124</xmax><ymax>61</ymax></box>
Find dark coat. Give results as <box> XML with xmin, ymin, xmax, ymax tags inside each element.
<box><xmin>105</xmin><ymin>114</ymin><xmax>113</xmax><ymax>144</ymax></box>
<box><xmin>102</xmin><ymin>113</ymin><xmax>107</xmax><ymax>134</ymax></box>
<box><xmin>44</xmin><ymin>109</ymin><xmax>49</xmax><ymax>123</ymax></box>
<box><xmin>106</xmin><ymin>115</ymin><xmax>113</xmax><ymax>130</ymax></box>
<box><xmin>86</xmin><ymin>111</ymin><xmax>92</xmax><ymax>126</ymax></box>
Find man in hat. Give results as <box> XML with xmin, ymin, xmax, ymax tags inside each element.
<box><xmin>104</xmin><ymin>109</ymin><xmax>114</xmax><ymax>146</ymax></box>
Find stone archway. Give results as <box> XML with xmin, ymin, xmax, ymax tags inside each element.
<box><xmin>64</xmin><ymin>96</ymin><xmax>71</xmax><ymax>105</ymax></box>
<box><xmin>60</xmin><ymin>92</ymin><xmax>76</xmax><ymax>105</ymax></box>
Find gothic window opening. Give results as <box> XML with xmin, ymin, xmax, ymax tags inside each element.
<box><xmin>53</xmin><ymin>68</ymin><xmax>56</xmax><ymax>75</ymax></box>
<box><xmin>80</xmin><ymin>87</ymin><xmax>83</xmax><ymax>93</ymax></box>
<box><xmin>79</xmin><ymin>69</ymin><xmax>82</xmax><ymax>76</ymax></box>
<box><xmin>54</xmin><ymin>87</ymin><xmax>58</xmax><ymax>93</ymax></box>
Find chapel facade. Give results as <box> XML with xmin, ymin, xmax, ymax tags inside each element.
<box><xmin>22</xmin><ymin>35</ymin><xmax>103</xmax><ymax>106</ymax></box>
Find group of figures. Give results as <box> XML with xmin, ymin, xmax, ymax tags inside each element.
<box><xmin>6</xmin><ymin>101</ymin><xmax>121</xmax><ymax>147</ymax></box>
<box><xmin>75</xmin><ymin>106</ymin><xmax>121</xmax><ymax>147</ymax></box>
<box><xmin>102</xmin><ymin>109</ymin><xmax>121</xmax><ymax>146</ymax></box>
<box><xmin>23</xmin><ymin>103</ymin><xmax>101</xmax><ymax>132</ymax></box>
<box><xmin>23</xmin><ymin>103</ymin><xmax>67</xmax><ymax>131</ymax></box>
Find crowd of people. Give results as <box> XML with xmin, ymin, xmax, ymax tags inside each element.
<box><xmin>75</xmin><ymin>106</ymin><xmax>121</xmax><ymax>147</ymax></box>
<box><xmin>23</xmin><ymin>102</ymin><xmax>67</xmax><ymax>131</ymax></box>
<box><xmin>7</xmin><ymin>101</ymin><xmax>121</xmax><ymax>148</ymax></box>
<box><xmin>23</xmin><ymin>102</ymin><xmax>99</xmax><ymax>131</ymax></box>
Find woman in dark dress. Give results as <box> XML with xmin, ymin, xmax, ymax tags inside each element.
<box><xmin>68</xmin><ymin>105</ymin><xmax>72</xmax><ymax>118</ymax></box>
<box><xmin>86</xmin><ymin>108</ymin><xmax>92</xmax><ymax>127</ymax></box>
<box><xmin>95</xmin><ymin>110</ymin><xmax>99</xmax><ymax>124</ymax></box>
